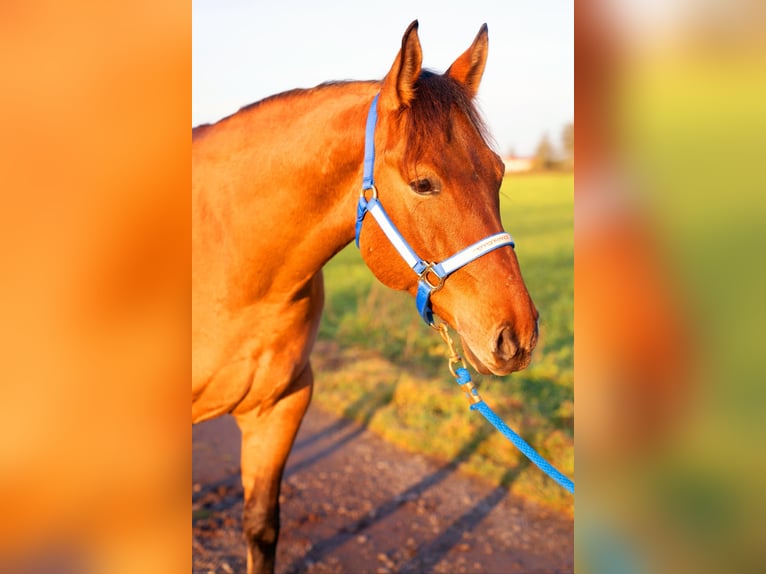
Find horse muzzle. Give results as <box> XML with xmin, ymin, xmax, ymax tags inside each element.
<box><xmin>461</xmin><ymin>320</ymin><xmax>539</xmax><ymax>376</ymax></box>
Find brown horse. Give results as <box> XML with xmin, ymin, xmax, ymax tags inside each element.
<box><xmin>192</xmin><ymin>21</ymin><xmax>539</xmax><ymax>573</ymax></box>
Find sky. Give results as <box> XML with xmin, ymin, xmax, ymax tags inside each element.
<box><xmin>192</xmin><ymin>0</ymin><xmax>573</xmax><ymax>156</ymax></box>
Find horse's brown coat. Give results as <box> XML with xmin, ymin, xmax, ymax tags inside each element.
<box><xmin>192</xmin><ymin>21</ymin><xmax>538</xmax><ymax>573</ymax></box>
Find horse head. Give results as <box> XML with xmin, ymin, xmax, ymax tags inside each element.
<box><xmin>356</xmin><ymin>21</ymin><xmax>539</xmax><ymax>376</ymax></box>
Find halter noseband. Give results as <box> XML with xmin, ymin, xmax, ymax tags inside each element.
<box><xmin>355</xmin><ymin>93</ymin><xmax>515</xmax><ymax>326</ymax></box>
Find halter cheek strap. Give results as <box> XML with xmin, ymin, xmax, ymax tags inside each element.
<box><xmin>355</xmin><ymin>93</ymin><xmax>515</xmax><ymax>325</ymax></box>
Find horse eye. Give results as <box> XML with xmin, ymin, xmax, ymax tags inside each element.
<box><xmin>409</xmin><ymin>178</ymin><xmax>438</xmax><ymax>195</ymax></box>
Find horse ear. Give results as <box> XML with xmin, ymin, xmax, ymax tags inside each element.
<box><xmin>379</xmin><ymin>20</ymin><xmax>422</xmax><ymax>111</ymax></box>
<box><xmin>446</xmin><ymin>23</ymin><xmax>489</xmax><ymax>97</ymax></box>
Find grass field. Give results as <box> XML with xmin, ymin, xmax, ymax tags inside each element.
<box><xmin>311</xmin><ymin>172</ymin><xmax>573</xmax><ymax>511</ymax></box>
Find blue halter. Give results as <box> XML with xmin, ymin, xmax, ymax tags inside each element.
<box><xmin>355</xmin><ymin>94</ymin><xmax>515</xmax><ymax>325</ymax></box>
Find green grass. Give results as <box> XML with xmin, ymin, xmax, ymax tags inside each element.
<box><xmin>312</xmin><ymin>172</ymin><xmax>573</xmax><ymax>511</ymax></box>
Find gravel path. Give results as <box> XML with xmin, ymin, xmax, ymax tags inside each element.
<box><xmin>193</xmin><ymin>404</ymin><xmax>573</xmax><ymax>573</ymax></box>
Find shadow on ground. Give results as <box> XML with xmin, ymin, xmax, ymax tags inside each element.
<box><xmin>193</xmin><ymin>403</ymin><xmax>573</xmax><ymax>574</ymax></box>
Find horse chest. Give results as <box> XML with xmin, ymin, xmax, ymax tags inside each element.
<box><xmin>192</xmin><ymin>277</ymin><xmax>323</xmax><ymax>421</ymax></box>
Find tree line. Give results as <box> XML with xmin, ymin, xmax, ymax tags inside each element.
<box><xmin>523</xmin><ymin>122</ymin><xmax>573</xmax><ymax>172</ymax></box>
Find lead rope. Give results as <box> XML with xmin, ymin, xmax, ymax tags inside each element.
<box><xmin>436</xmin><ymin>323</ymin><xmax>574</xmax><ymax>495</ymax></box>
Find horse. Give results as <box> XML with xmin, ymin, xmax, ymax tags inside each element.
<box><xmin>192</xmin><ymin>21</ymin><xmax>539</xmax><ymax>573</ymax></box>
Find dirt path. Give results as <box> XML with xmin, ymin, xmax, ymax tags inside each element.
<box><xmin>193</xmin><ymin>405</ymin><xmax>573</xmax><ymax>574</ymax></box>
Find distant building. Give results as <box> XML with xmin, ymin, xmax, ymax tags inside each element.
<box><xmin>503</xmin><ymin>155</ymin><xmax>534</xmax><ymax>174</ymax></box>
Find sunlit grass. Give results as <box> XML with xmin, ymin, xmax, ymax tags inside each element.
<box><xmin>313</xmin><ymin>172</ymin><xmax>573</xmax><ymax>511</ymax></box>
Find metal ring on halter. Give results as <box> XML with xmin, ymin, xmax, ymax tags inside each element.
<box><xmin>418</xmin><ymin>263</ymin><xmax>445</xmax><ymax>291</ymax></box>
<box><xmin>360</xmin><ymin>184</ymin><xmax>378</xmax><ymax>201</ymax></box>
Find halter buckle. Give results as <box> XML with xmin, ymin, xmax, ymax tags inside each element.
<box><xmin>418</xmin><ymin>263</ymin><xmax>445</xmax><ymax>291</ymax></box>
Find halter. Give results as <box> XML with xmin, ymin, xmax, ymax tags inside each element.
<box><xmin>355</xmin><ymin>93</ymin><xmax>515</xmax><ymax>325</ymax></box>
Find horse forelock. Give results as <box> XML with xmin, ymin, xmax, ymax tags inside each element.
<box><xmin>402</xmin><ymin>71</ymin><xmax>495</xmax><ymax>168</ymax></box>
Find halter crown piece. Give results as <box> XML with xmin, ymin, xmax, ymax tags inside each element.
<box><xmin>355</xmin><ymin>93</ymin><xmax>516</xmax><ymax>325</ymax></box>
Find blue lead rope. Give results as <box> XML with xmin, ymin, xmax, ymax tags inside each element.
<box><xmin>454</xmin><ymin>367</ymin><xmax>574</xmax><ymax>495</ymax></box>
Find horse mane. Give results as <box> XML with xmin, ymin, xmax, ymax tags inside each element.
<box><xmin>192</xmin><ymin>81</ymin><xmax>376</xmax><ymax>139</ymax></box>
<box><xmin>236</xmin><ymin>81</ymin><xmax>368</xmax><ymax>115</ymax></box>
<box><xmin>192</xmin><ymin>73</ymin><xmax>492</xmax><ymax>155</ymax></box>
<box><xmin>192</xmin><ymin>123</ymin><xmax>213</xmax><ymax>138</ymax></box>
<box><xmin>403</xmin><ymin>70</ymin><xmax>495</xmax><ymax>167</ymax></box>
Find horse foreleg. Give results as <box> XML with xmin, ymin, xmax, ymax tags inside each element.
<box><xmin>234</xmin><ymin>364</ymin><xmax>313</xmax><ymax>574</ymax></box>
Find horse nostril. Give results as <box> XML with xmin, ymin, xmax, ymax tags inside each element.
<box><xmin>495</xmin><ymin>326</ymin><xmax>519</xmax><ymax>362</ymax></box>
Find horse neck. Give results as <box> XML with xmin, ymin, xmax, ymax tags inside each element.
<box><xmin>195</xmin><ymin>82</ymin><xmax>378</xmax><ymax>306</ymax></box>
